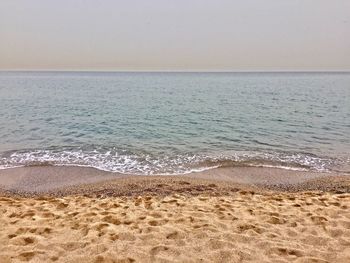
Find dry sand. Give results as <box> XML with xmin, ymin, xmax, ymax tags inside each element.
<box><xmin>0</xmin><ymin>166</ymin><xmax>350</xmax><ymax>262</ymax></box>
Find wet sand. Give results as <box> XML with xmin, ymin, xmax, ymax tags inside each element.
<box><xmin>0</xmin><ymin>166</ymin><xmax>345</xmax><ymax>195</ymax></box>
<box><xmin>0</xmin><ymin>166</ymin><xmax>350</xmax><ymax>262</ymax></box>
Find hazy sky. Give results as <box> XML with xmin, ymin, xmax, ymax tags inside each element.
<box><xmin>0</xmin><ymin>0</ymin><xmax>349</xmax><ymax>71</ymax></box>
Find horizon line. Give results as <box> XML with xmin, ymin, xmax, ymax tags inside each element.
<box><xmin>1</xmin><ymin>69</ymin><xmax>350</xmax><ymax>74</ymax></box>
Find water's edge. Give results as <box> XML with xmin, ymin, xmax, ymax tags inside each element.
<box><xmin>1</xmin><ymin>148</ymin><xmax>348</xmax><ymax>175</ymax></box>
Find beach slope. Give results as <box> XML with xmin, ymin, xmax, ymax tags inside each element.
<box><xmin>0</xmin><ymin>167</ymin><xmax>350</xmax><ymax>262</ymax></box>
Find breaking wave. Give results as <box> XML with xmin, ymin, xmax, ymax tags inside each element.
<box><xmin>0</xmin><ymin>147</ymin><xmax>343</xmax><ymax>175</ymax></box>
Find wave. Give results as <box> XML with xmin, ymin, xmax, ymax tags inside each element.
<box><xmin>0</xmin><ymin>147</ymin><xmax>343</xmax><ymax>175</ymax></box>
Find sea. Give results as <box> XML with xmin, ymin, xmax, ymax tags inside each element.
<box><xmin>0</xmin><ymin>71</ymin><xmax>349</xmax><ymax>175</ymax></box>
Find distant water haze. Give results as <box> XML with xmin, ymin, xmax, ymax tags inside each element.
<box><xmin>0</xmin><ymin>0</ymin><xmax>349</xmax><ymax>71</ymax></box>
<box><xmin>0</xmin><ymin>72</ymin><xmax>349</xmax><ymax>174</ymax></box>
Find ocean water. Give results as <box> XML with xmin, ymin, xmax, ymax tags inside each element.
<box><xmin>0</xmin><ymin>71</ymin><xmax>349</xmax><ymax>174</ymax></box>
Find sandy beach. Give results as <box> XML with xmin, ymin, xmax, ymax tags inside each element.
<box><xmin>1</xmin><ymin>1</ymin><xmax>350</xmax><ymax>261</ymax></box>
<box><xmin>0</xmin><ymin>167</ymin><xmax>350</xmax><ymax>263</ymax></box>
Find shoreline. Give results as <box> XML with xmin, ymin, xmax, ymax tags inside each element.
<box><xmin>0</xmin><ymin>165</ymin><xmax>349</xmax><ymax>197</ymax></box>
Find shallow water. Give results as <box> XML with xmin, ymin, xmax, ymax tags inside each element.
<box><xmin>0</xmin><ymin>71</ymin><xmax>349</xmax><ymax>174</ymax></box>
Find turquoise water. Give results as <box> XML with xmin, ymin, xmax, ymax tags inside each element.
<box><xmin>0</xmin><ymin>71</ymin><xmax>349</xmax><ymax>174</ymax></box>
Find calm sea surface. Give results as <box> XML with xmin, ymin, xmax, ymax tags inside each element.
<box><xmin>0</xmin><ymin>72</ymin><xmax>349</xmax><ymax>174</ymax></box>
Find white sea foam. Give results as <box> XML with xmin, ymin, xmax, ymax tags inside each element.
<box><xmin>0</xmin><ymin>148</ymin><xmax>340</xmax><ymax>175</ymax></box>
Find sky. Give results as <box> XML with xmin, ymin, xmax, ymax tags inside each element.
<box><xmin>0</xmin><ymin>0</ymin><xmax>349</xmax><ymax>71</ymax></box>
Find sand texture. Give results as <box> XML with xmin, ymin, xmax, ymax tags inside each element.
<box><xmin>1</xmin><ymin>190</ymin><xmax>350</xmax><ymax>263</ymax></box>
<box><xmin>0</xmin><ymin>166</ymin><xmax>338</xmax><ymax>194</ymax></box>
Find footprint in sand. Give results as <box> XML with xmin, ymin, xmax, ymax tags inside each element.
<box><xmin>150</xmin><ymin>245</ymin><xmax>170</xmax><ymax>256</ymax></box>
<box><xmin>102</xmin><ymin>215</ymin><xmax>121</xmax><ymax>225</ymax></box>
<box><xmin>294</xmin><ymin>257</ymin><xmax>330</xmax><ymax>263</ymax></box>
<box><xmin>166</xmin><ymin>230</ymin><xmax>184</xmax><ymax>240</ymax></box>
<box><xmin>269</xmin><ymin>247</ymin><xmax>303</xmax><ymax>258</ymax></box>
<box><xmin>10</xmin><ymin>236</ymin><xmax>37</xmax><ymax>246</ymax></box>
<box><xmin>267</xmin><ymin>216</ymin><xmax>286</xmax><ymax>224</ymax></box>
<box><xmin>18</xmin><ymin>251</ymin><xmax>36</xmax><ymax>261</ymax></box>
<box><xmin>148</xmin><ymin>219</ymin><xmax>166</xmax><ymax>226</ymax></box>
